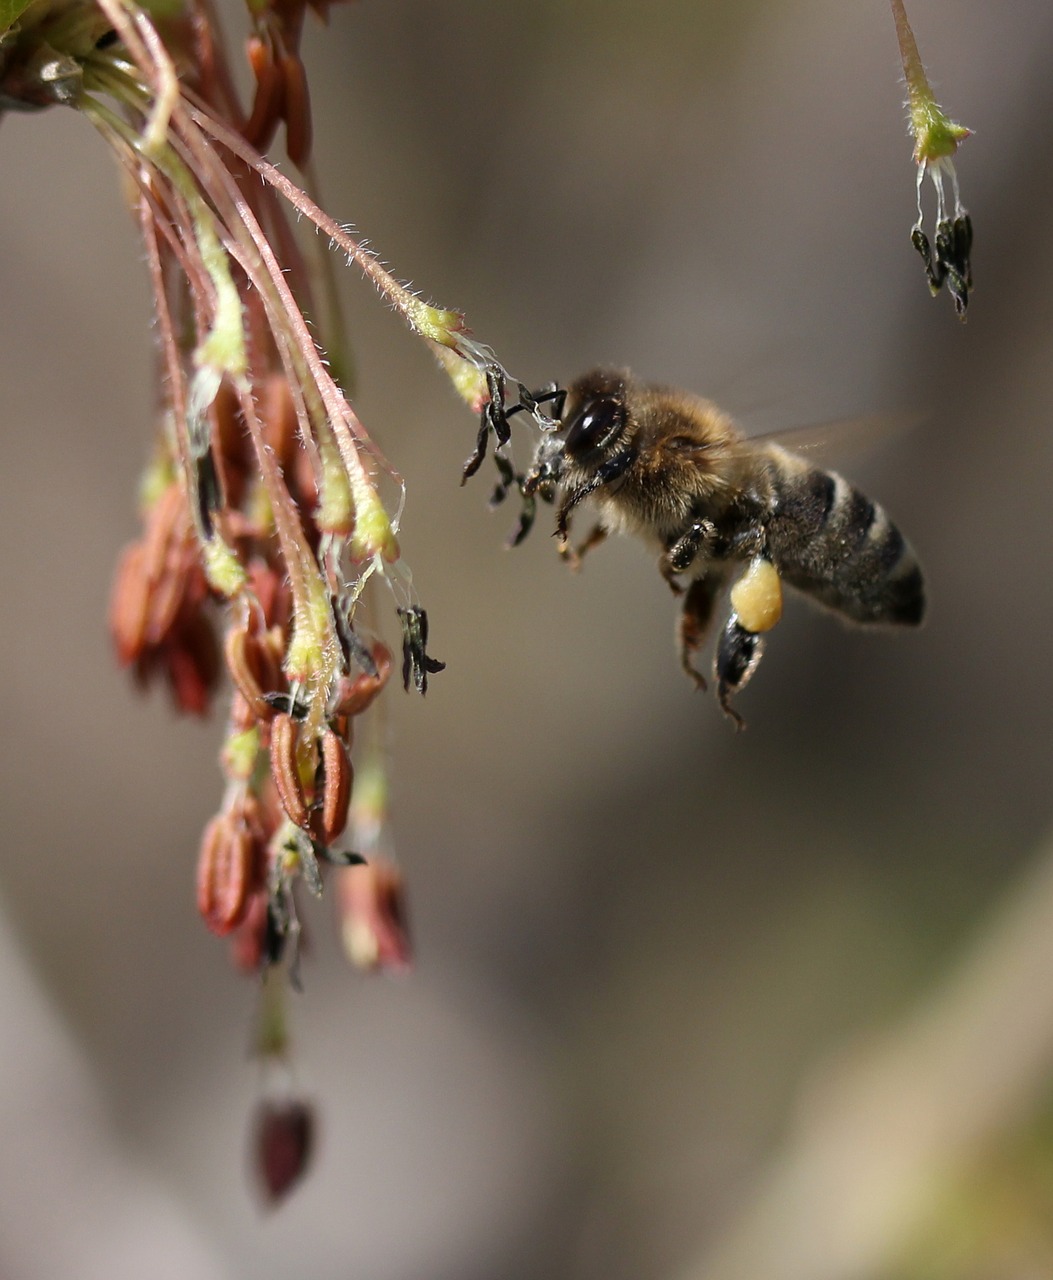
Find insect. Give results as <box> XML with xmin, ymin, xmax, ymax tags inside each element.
<box><xmin>516</xmin><ymin>368</ymin><xmax>925</xmax><ymax>726</ymax></box>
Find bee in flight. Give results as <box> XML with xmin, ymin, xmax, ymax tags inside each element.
<box><xmin>482</xmin><ymin>368</ymin><xmax>925</xmax><ymax>726</ymax></box>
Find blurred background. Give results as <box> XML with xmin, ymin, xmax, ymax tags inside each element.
<box><xmin>3</xmin><ymin>0</ymin><xmax>1053</xmax><ymax>1276</ymax></box>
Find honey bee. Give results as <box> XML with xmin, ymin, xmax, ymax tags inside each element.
<box><xmin>522</xmin><ymin>368</ymin><xmax>925</xmax><ymax>726</ymax></box>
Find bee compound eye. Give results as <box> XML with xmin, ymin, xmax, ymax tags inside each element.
<box><xmin>564</xmin><ymin>396</ymin><xmax>624</xmax><ymax>458</ymax></box>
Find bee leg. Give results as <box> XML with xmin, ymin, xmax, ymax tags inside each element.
<box><xmin>560</xmin><ymin>522</ymin><xmax>607</xmax><ymax>571</ymax></box>
<box><xmin>714</xmin><ymin>558</ymin><xmax>783</xmax><ymax>727</ymax></box>
<box><xmin>554</xmin><ymin>447</ymin><xmax>635</xmax><ymax>544</ymax></box>
<box><xmin>715</xmin><ymin>616</ymin><xmax>765</xmax><ymax>730</ymax></box>
<box><xmin>662</xmin><ymin>517</ymin><xmax>717</xmax><ymax>594</ymax></box>
<box><xmin>666</xmin><ymin>518</ymin><xmax>716</xmax><ymax>573</ymax></box>
<box><xmin>518</xmin><ymin>382</ymin><xmax>567</xmax><ymax>426</ymax></box>
<box><xmin>677</xmin><ymin>574</ymin><xmax>723</xmax><ymax>692</ymax></box>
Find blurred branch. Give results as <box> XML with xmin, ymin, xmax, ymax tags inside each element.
<box><xmin>673</xmin><ymin>828</ymin><xmax>1053</xmax><ymax>1280</ymax></box>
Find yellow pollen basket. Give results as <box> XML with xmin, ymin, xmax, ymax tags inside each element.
<box><xmin>730</xmin><ymin>558</ymin><xmax>783</xmax><ymax>633</ymax></box>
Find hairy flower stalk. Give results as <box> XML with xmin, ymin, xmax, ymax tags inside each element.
<box><xmin>0</xmin><ymin>0</ymin><xmax>554</xmax><ymax>1199</ymax></box>
<box><xmin>890</xmin><ymin>0</ymin><xmax>974</xmax><ymax>318</ymax></box>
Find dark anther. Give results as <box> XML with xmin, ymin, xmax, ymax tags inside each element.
<box><xmin>462</xmin><ymin>416</ymin><xmax>493</xmax><ymax>484</ymax></box>
<box><xmin>487</xmin><ymin>454</ymin><xmax>547</xmax><ymax>547</ymax></box>
<box><xmin>505</xmin><ymin>495</ymin><xmax>538</xmax><ymax>548</ymax></box>
<box><xmin>195</xmin><ymin>447</ymin><xmax>223</xmax><ymax>538</ymax></box>
<box><xmin>95</xmin><ymin>28</ymin><xmax>120</xmax><ymax>48</ymax></box>
<box><xmin>263</xmin><ymin>900</ymin><xmax>288</xmax><ymax>969</ymax></box>
<box><xmin>488</xmin><ymin>453</ymin><xmax>518</xmax><ymax>509</ymax></box>
<box><xmin>911</xmin><ymin>213</ymin><xmax>973</xmax><ymax>318</ymax></box>
<box><xmin>313</xmin><ymin>842</ymin><xmax>367</xmax><ymax>867</ymax></box>
<box><xmin>463</xmin><ymin>372</ymin><xmax>567</xmax><ymax>485</ymax></box>
<box><xmin>283</xmin><ymin>830</ymin><xmax>323</xmax><ymax>896</ymax></box>
<box><xmin>261</xmin><ymin>691</ymin><xmax>310</xmax><ymax>719</ymax></box>
<box><xmin>462</xmin><ymin>367</ymin><xmax>509</xmax><ymax>483</ymax></box>
<box><xmin>486</xmin><ymin>368</ymin><xmax>513</xmax><ymax>450</ymax></box>
<box><xmin>943</xmin><ymin>213</ymin><xmax>973</xmax><ymax>317</ymax></box>
<box><xmin>332</xmin><ymin>599</ymin><xmax>379</xmax><ymax>678</ymax></box>
<box><xmin>911</xmin><ymin>225</ymin><xmax>939</xmax><ymax>293</ymax></box>
<box><xmin>397</xmin><ymin>606</ymin><xmax>446</xmax><ymax>695</ymax></box>
<box><xmin>265</xmin><ymin>864</ymin><xmax>304</xmax><ymax>987</ymax></box>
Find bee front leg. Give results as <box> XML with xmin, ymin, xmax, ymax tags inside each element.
<box><xmin>555</xmin><ymin>448</ymin><xmax>635</xmax><ymax>545</ymax></box>
<box><xmin>664</xmin><ymin>518</ymin><xmax>717</xmax><ymax>578</ymax></box>
<box><xmin>677</xmin><ymin>574</ymin><xmax>723</xmax><ymax>691</ymax></box>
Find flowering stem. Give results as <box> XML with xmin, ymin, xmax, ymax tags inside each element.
<box><xmin>890</xmin><ymin>0</ymin><xmax>974</xmax><ymax>318</ymax></box>
<box><xmin>187</xmin><ymin>107</ymin><xmax>476</xmax><ymax>356</ymax></box>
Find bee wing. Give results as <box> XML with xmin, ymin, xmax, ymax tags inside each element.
<box><xmin>728</xmin><ymin>411</ymin><xmax>924</xmax><ymax>466</ymax></box>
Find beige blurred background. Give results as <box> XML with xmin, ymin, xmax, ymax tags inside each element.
<box><xmin>3</xmin><ymin>1</ymin><xmax>1053</xmax><ymax>1276</ymax></box>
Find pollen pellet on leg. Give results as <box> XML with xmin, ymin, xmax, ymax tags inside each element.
<box><xmin>729</xmin><ymin>557</ymin><xmax>783</xmax><ymax>633</ymax></box>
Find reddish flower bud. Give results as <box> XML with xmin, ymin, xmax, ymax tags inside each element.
<box><xmin>197</xmin><ymin>811</ymin><xmax>256</xmax><ymax>935</ymax></box>
<box><xmin>230</xmin><ymin>890</ymin><xmax>271</xmax><ymax>973</ymax></box>
<box><xmin>280</xmin><ymin>52</ymin><xmax>312</xmax><ymax>167</ymax></box>
<box><xmin>330</xmin><ymin>642</ymin><xmax>393</xmax><ymax>718</ymax></box>
<box><xmin>319</xmin><ymin>727</ymin><xmax>353</xmax><ymax>844</ymax></box>
<box><xmin>242</xmin><ymin>35</ymin><xmax>284</xmax><ymax>154</ymax></box>
<box><xmin>161</xmin><ymin>609</ymin><xmax>220</xmax><ymax>716</ymax></box>
<box><xmin>260</xmin><ymin>374</ymin><xmax>299</xmax><ymax>473</ymax></box>
<box><xmin>109</xmin><ymin>543</ymin><xmax>151</xmax><ymax>666</ymax></box>
<box><xmin>225</xmin><ymin>622</ymin><xmax>282</xmax><ymax>719</ymax></box>
<box><xmin>269</xmin><ymin>712</ymin><xmax>310</xmax><ymax>828</ymax></box>
<box><xmin>246</xmin><ymin>559</ymin><xmax>290</xmax><ymax>630</ymax></box>
<box><xmin>252</xmin><ymin>1096</ymin><xmax>314</xmax><ymax>1206</ymax></box>
<box><xmin>338</xmin><ymin>859</ymin><xmax>411</xmax><ymax>973</ymax></box>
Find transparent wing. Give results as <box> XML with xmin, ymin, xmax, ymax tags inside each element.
<box><xmin>727</xmin><ymin>411</ymin><xmax>924</xmax><ymax>466</ymax></box>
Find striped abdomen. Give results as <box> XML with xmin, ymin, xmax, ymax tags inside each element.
<box><xmin>762</xmin><ymin>451</ymin><xmax>924</xmax><ymax>626</ymax></box>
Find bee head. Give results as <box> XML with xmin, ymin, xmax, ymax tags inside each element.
<box><xmin>561</xmin><ymin>369</ymin><xmax>630</xmax><ymax>464</ymax></box>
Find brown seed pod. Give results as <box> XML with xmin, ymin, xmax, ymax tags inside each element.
<box><xmin>196</xmin><ymin>812</ymin><xmax>255</xmax><ymax>935</ymax></box>
<box><xmin>269</xmin><ymin>712</ymin><xmax>310</xmax><ymax>828</ymax></box>
<box><xmin>319</xmin><ymin>727</ymin><xmax>354</xmax><ymax>844</ymax></box>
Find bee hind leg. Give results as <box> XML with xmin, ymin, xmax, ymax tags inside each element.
<box><xmin>677</xmin><ymin>574</ymin><xmax>723</xmax><ymax>692</ymax></box>
<box><xmin>715</xmin><ymin>557</ymin><xmax>783</xmax><ymax>729</ymax></box>
<box><xmin>715</xmin><ymin>617</ymin><xmax>764</xmax><ymax>730</ymax></box>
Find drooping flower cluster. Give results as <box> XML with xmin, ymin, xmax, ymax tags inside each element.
<box><xmin>0</xmin><ymin>0</ymin><xmax>518</xmax><ymax>961</ymax></box>
<box><xmin>0</xmin><ymin>0</ymin><xmax>550</xmax><ymax>1201</ymax></box>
